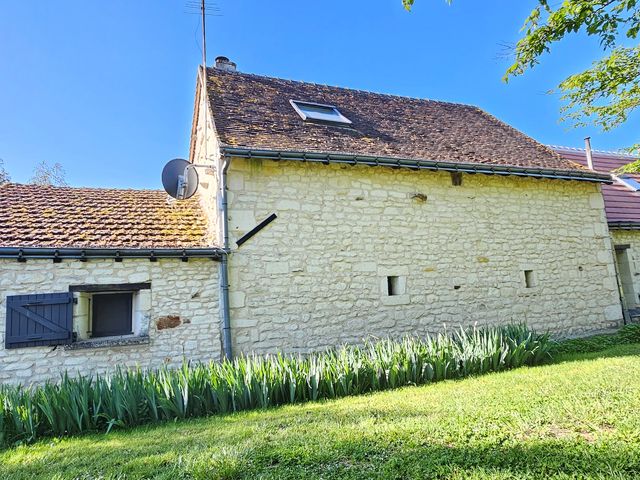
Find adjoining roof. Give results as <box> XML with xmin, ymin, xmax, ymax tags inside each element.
<box><xmin>206</xmin><ymin>68</ymin><xmax>605</xmax><ymax>180</ymax></box>
<box><xmin>0</xmin><ymin>183</ymin><xmax>211</xmax><ymax>249</ymax></box>
<box><xmin>551</xmin><ymin>146</ymin><xmax>637</xmax><ymax>172</ymax></box>
<box><xmin>552</xmin><ymin>147</ymin><xmax>640</xmax><ymax>226</ymax></box>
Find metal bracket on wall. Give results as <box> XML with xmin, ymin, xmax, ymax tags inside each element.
<box><xmin>236</xmin><ymin>213</ymin><xmax>278</xmax><ymax>248</ymax></box>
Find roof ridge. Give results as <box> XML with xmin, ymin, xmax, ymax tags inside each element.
<box><xmin>4</xmin><ymin>182</ymin><xmax>166</xmax><ymax>193</ymax></box>
<box><xmin>550</xmin><ymin>145</ymin><xmax>638</xmax><ymax>159</ymax></box>
<box><xmin>210</xmin><ymin>68</ymin><xmax>579</xmax><ymax>172</ymax></box>
<box><xmin>205</xmin><ymin>67</ymin><xmax>592</xmax><ymax>175</ymax></box>
<box><xmin>206</xmin><ymin>67</ymin><xmax>481</xmax><ymax>110</ymax></box>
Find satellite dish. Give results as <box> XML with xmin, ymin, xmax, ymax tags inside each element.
<box><xmin>162</xmin><ymin>158</ymin><xmax>199</xmax><ymax>200</ymax></box>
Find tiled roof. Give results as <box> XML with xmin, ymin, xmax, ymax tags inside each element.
<box><xmin>0</xmin><ymin>183</ymin><xmax>209</xmax><ymax>249</ymax></box>
<box><xmin>207</xmin><ymin>68</ymin><xmax>588</xmax><ymax>173</ymax></box>
<box><xmin>553</xmin><ymin>147</ymin><xmax>640</xmax><ymax>225</ymax></box>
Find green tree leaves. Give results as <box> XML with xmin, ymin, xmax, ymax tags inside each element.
<box><xmin>403</xmin><ymin>1</ymin><xmax>640</xmax><ymax>153</ymax></box>
<box><xmin>506</xmin><ymin>1</ymin><xmax>640</xmax><ymax>154</ymax></box>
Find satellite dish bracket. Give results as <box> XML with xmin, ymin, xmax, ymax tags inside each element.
<box><xmin>175</xmin><ymin>163</ymin><xmax>212</xmax><ymax>199</ymax></box>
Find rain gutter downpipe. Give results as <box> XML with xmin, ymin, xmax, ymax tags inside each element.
<box><xmin>219</xmin><ymin>154</ymin><xmax>233</xmax><ymax>360</ymax></box>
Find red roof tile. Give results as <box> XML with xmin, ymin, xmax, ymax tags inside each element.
<box><xmin>0</xmin><ymin>184</ymin><xmax>209</xmax><ymax>249</ymax></box>
<box><xmin>553</xmin><ymin>147</ymin><xmax>640</xmax><ymax>225</ymax></box>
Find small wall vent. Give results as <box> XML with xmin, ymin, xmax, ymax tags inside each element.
<box><xmin>524</xmin><ymin>270</ymin><xmax>536</xmax><ymax>288</ymax></box>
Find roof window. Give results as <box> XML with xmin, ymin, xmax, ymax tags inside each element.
<box><xmin>290</xmin><ymin>100</ymin><xmax>352</xmax><ymax>125</ymax></box>
<box><xmin>618</xmin><ymin>175</ymin><xmax>640</xmax><ymax>191</ymax></box>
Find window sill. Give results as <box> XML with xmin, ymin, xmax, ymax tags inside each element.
<box><xmin>381</xmin><ymin>294</ymin><xmax>411</xmax><ymax>306</ymax></box>
<box><xmin>64</xmin><ymin>335</ymin><xmax>150</xmax><ymax>350</ymax></box>
<box><xmin>518</xmin><ymin>287</ymin><xmax>541</xmax><ymax>296</ymax></box>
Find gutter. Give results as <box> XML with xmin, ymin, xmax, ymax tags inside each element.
<box><xmin>218</xmin><ymin>154</ymin><xmax>233</xmax><ymax>360</ymax></box>
<box><xmin>221</xmin><ymin>147</ymin><xmax>612</xmax><ymax>184</ymax></box>
<box><xmin>0</xmin><ymin>247</ymin><xmax>223</xmax><ymax>262</ymax></box>
<box><xmin>608</xmin><ymin>222</ymin><xmax>640</xmax><ymax>231</ymax></box>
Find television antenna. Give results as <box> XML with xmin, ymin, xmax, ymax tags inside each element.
<box><xmin>163</xmin><ymin>1</ymin><xmax>221</xmax><ymax>200</ymax></box>
<box><xmin>184</xmin><ymin>0</ymin><xmax>221</xmax><ymax>73</ymax></box>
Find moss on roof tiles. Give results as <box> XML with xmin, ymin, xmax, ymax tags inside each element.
<box><xmin>207</xmin><ymin>68</ymin><xmax>579</xmax><ymax>172</ymax></box>
<box><xmin>0</xmin><ymin>184</ymin><xmax>211</xmax><ymax>249</ymax></box>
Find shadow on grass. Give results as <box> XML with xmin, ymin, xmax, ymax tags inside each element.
<box><xmin>2</xmin><ymin>343</ymin><xmax>639</xmax><ymax>478</ymax></box>
<box><xmin>250</xmin><ymin>438</ymin><xmax>640</xmax><ymax>479</ymax></box>
<box><xmin>549</xmin><ymin>343</ymin><xmax>640</xmax><ymax>365</ymax></box>
<box><xmin>2</xmin><ymin>433</ymin><xmax>638</xmax><ymax>479</ymax></box>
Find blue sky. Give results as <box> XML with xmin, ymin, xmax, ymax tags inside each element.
<box><xmin>1</xmin><ymin>1</ymin><xmax>637</xmax><ymax>189</ymax></box>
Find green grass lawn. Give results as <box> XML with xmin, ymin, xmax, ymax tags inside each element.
<box><xmin>2</xmin><ymin>345</ymin><xmax>640</xmax><ymax>480</ymax></box>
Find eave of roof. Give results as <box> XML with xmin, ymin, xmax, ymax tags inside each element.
<box><xmin>221</xmin><ymin>146</ymin><xmax>612</xmax><ymax>183</ymax></box>
<box><xmin>608</xmin><ymin>221</ymin><xmax>640</xmax><ymax>231</ymax></box>
<box><xmin>0</xmin><ymin>247</ymin><xmax>223</xmax><ymax>262</ymax></box>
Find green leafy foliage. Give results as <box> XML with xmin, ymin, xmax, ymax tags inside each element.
<box><xmin>404</xmin><ymin>1</ymin><xmax>640</xmax><ymax>155</ymax></box>
<box><xmin>501</xmin><ymin>1</ymin><xmax>640</xmax><ymax>148</ymax></box>
<box><xmin>0</xmin><ymin>324</ymin><xmax>550</xmax><ymax>448</ymax></box>
<box><xmin>549</xmin><ymin>322</ymin><xmax>640</xmax><ymax>355</ymax></box>
<box><xmin>403</xmin><ymin>0</ymin><xmax>451</xmax><ymax>11</ymax></box>
<box><xmin>615</xmin><ymin>157</ymin><xmax>640</xmax><ymax>172</ymax></box>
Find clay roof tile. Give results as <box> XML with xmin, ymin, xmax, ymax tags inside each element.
<box><xmin>0</xmin><ymin>184</ymin><xmax>210</xmax><ymax>249</ymax></box>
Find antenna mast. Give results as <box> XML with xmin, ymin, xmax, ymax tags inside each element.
<box><xmin>201</xmin><ymin>0</ymin><xmax>207</xmax><ymax>70</ymax></box>
<box><xmin>200</xmin><ymin>0</ymin><xmax>209</xmax><ymax>166</ymax></box>
<box><xmin>185</xmin><ymin>0</ymin><xmax>220</xmax><ymax>164</ymax></box>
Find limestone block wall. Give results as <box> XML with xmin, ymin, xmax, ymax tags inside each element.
<box><xmin>225</xmin><ymin>158</ymin><xmax>622</xmax><ymax>354</ymax></box>
<box><xmin>0</xmin><ymin>258</ymin><xmax>220</xmax><ymax>385</ymax></box>
<box><xmin>191</xmin><ymin>79</ymin><xmax>223</xmax><ymax>245</ymax></box>
<box><xmin>610</xmin><ymin>229</ymin><xmax>640</xmax><ymax>310</ymax></box>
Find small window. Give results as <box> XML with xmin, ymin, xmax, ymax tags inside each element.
<box><xmin>524</xmin><ymin>270</ymin><xmax>536</xmax><ymax>289</ymax></box>
<box><xmin>618</xmin><ymin>175</ymin><xmax>640</xmax><ymax>191</ymax></box>
<box><xmin>91</xmin><ymin>292</ymin><xmax>133</xmax><ymax>337</ymax></box>
<box><xmin>70</xmin><ymin>283</ymin><xmax>150</xmax><ymax>342</ymax></box>
<box><xmin>290</xmin><ymin>100</ymin><xmax>352</xmax><ymax>125</ymax></box>
<box><xmin>451</xmin><ymin>172</ymin><xmax>463</xmax><ymax>186</ymax></box>
<box><xmin>387</xmin><ymin>276</ymin><xmax>401</xmax><ymax>296</ymax></box>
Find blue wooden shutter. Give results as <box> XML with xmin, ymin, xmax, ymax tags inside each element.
<box><xmin>5</xmin><ymin>292</ymin><xmax>73</xmax><ymax>349</ymax></box>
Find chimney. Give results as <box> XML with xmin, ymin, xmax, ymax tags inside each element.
<box><xmin>584</xmin><ymin>137</ymin><xmax>594</xmax><ymax>171</ymax></box>
<box><xmin>215</xmin><ymin>56</ymin><xmax>237</xmax><ymax>72</ymax></box>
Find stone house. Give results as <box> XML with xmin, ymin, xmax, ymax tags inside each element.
<box><xmin>0</xmin><ymin>57</ymin><xmax>623</xmax><ymax>384</ymax></box>
<box><xmin>554</xmin><ymin>146</ymin><xmax>640</xmax><ymax>320</ymax></box>
<box><xmin>0</xmin><ymin>186</ymin><xmax>222</xmax><ymax>383</ymax></box>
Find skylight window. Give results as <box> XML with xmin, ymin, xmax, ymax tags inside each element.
<box><xmin>618</xmin><ymin>175</ymin><xmax>640</xmax><ymax>191</ymax></box>
<box><xmin>290</xmin><ymin>100</ymin><xmax>352</xmax><ymax>125</ymax></box>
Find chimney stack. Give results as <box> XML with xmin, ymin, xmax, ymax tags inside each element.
<box><xmin>584</xmin><ymin>137</ymin><xmax>594</xmax><ymax>171</ymax></box>
<box><xmin>215</xmin><ymin>56</ymin><xmax>237</xmax><ymax>72</ymax></box>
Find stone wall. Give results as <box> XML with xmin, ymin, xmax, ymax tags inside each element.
<box><xmin>610</xmin><ymin>229</ymin><xmax>640</xmax><ymax>312</ymax></box>
<box><xmin>191</xmin><ymin>77</ymin><xmax>223</xmax><ymax>245</ymax></box>
<box><xmin>1</xmin><ymin>154</ymin><xmax>625</xmax><ymax>385</ymax></box>
<box><xmin>225</xmin><ymin>158</ymin><xmax>623</xmax><ymax>354</ymax></box>
<box><xmin>0</xmin><ymin>258</ymin><xmax>220</xmax><ymax>385</ymax></box>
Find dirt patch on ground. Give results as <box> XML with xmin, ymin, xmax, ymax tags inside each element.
<box><xmin>518</xmin><ymin>425</ymin><xmax>600</xmax><ymax>443</ymax></box>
